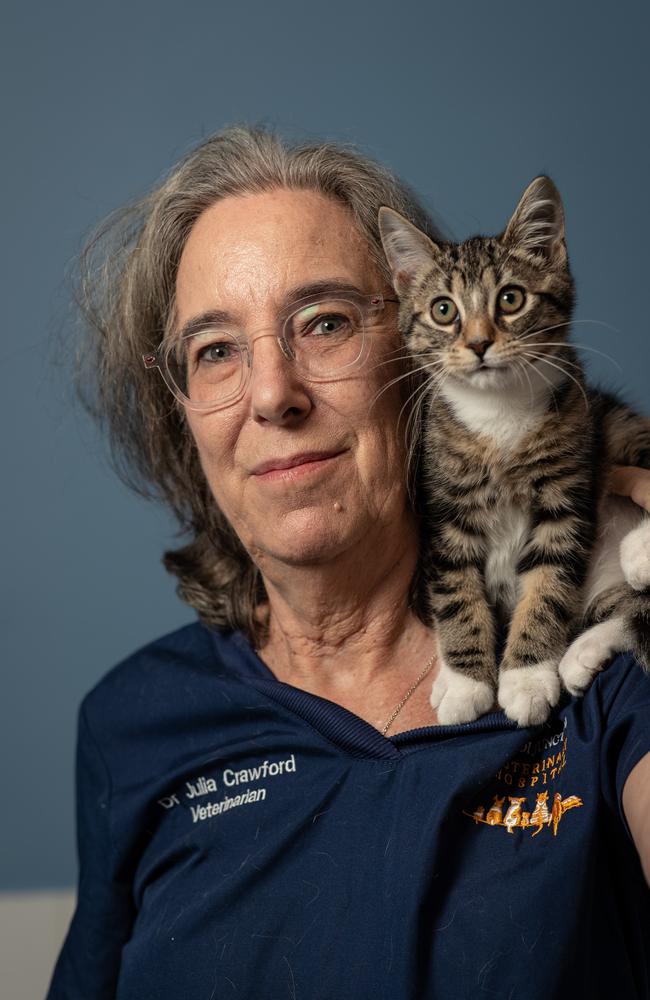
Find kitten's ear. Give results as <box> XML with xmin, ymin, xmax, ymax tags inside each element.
<box><xmin>378</xmin><ymin>207</ymin><xmax>440</xmax><ymax>296</ymax></box>
<box><xmin>501</xmin><ymin>176</ymin><xmax>567</xmax><ymax>264</ymax></box>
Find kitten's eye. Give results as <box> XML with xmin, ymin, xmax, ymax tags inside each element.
<box><xmin>431</xmin><ymin>297</ymin><xmax>458</xmax><ymax>325</ymax></box>
<box><xmin>498</xmin><ymin>286</ymin><xmax>526</xmax><ymax>314</ymax></box>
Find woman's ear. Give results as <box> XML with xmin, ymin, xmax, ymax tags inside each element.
<box><xmin>378</xmin><ymin>207</ymin><xmax>440</xmax><ymax>297</ymax></box>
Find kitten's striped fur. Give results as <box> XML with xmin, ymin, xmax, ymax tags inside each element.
<box><xmin>379</xmin><ymin>177</ymin><xmax>650</xmax><ymax>726</ymax></box>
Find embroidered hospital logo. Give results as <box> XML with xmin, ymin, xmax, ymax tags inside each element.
<box><xmin>462</xmin><ymin>716</ymin><xmax>584</xmax><ymax>836</ymax></box>
<box><xmin>496</xmin><ymin>721</ymin><xmax>568</xmax><ymax>790</ymax></box>
<box><xmin>462</xmin><ymin>790</ymin><xmax>583</xmax><ymax>837</ymax></box>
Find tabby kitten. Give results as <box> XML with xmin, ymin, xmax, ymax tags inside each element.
<box><xmin>378</xmin><ymin>177</ymin><xmax>650</xmax><ymax>727</ymax></box>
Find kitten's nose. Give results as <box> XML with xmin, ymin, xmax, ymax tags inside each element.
<box><xmin>466</xmin><ymin>339</ymin><xmax>491</xmax><ymax>359</ymax></box>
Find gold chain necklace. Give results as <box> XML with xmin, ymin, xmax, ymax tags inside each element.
<box><xmin>380</xmin><ymin>653</ymin><xmax>436</xmax><ymax>736</ymax></box>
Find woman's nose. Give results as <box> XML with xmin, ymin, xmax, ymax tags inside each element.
<box><xmin>247</xmin><ymin>332</ymin><xmax>313</xmax><ymax>425</ymax></box>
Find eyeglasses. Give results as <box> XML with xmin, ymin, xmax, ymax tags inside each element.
<box><xmin>142</xmin><ymin>289</ymin><xmax>397</xmax><ymax>411</ymax></box>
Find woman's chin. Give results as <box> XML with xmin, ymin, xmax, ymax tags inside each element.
<box><xmin>250</xmin><ymin>507</ymin><xmax>362</xmax><ymax>569</ymax></box>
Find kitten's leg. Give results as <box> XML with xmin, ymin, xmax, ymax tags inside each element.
<box><xmin>497</xmin><ymin>564</ymin><xmax>570</xmax><ymax>726</ymax></box>
<box><xmin>559</xmin><ymin>615</ymin><xmax>628</xmax><ymax>695</ymax></box>
<box><xmin>600</xmin><ymin>399</ymin><xmax>650</xmax><ymax>670</ymax></box>
<box><xmin>559</xmin><ymin>583</ymin><xmax>649</xmax><ymax>691</ymax></box>
<box><xmin>498</xmin><ymin>664</ymin><xmax>561</xmax><ymax>728</ymax></box>
<box><xmin>429</xmin><ymin>563</ymin><xmax>497</xmax><ymax>725</ymax></box>
<box><xmin>560</xmin><ymin>503</ymin><xmax>650</xmax><ymax>692</ymax></box>
<box><xmin>620</xmin><ymin>516</ymin><xmax>650</xmax><ymax>591</ymax></box>
<box><xmin>498</xmin><ymin>461</ymin><xmax>599</xmax><ymax>726</ymax></box>
<box><xmin>621</xmin><ymin>517</ymin><xmax>650</xmax><ymax>668</ymax></box>
<box><xmin>600</xmin><ymin>396</ymin><xmax>650</xmax><ymax>471</ymax></box>
<box><xmin>430</xmin><ymin>646</ymin><xmax>497</xmax><ymax>726</ymax></box>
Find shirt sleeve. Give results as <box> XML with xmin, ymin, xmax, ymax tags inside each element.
<box><xmin>598</xmin><ymin>653</ymin><xmax>650</xmax><ymax>842</ymax></box>
<box><xmin>46</xmin><ymin>700</ymin><xmax>135</xmax><ymax>999</ymax></box>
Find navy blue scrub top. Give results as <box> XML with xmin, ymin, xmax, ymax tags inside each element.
<box><xmin>47</xmin><ymin>622</ymin><xmax>650</xmax><ymax>999</ymax></box>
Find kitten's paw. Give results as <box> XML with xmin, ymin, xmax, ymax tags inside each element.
<box><xmin>497</xmin><ymin>663</ymin><xmax>560</xmax><ymax>727</ymax></box>
<box><xmin>621</xmin><ymin>520</ymin><xmax>650</xmax><ymax>591</ymax></box>
<box><xmin>430</xmin><ymin>661</ymin><xmax>495</xmax><ymax>725</ymax></box>
<box><xmin>558</xmin><ymin>617</ymin><xmax>627</xmax><ymax>696</ymax></box>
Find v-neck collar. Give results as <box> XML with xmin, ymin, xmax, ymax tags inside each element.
<box><xmin>210</xmin><ymin>628</ymin><xmax>522</xmax><ymax>759</ymax></box>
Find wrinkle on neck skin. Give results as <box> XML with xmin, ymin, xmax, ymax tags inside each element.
<box><xmin>257</xmin><ymin>518</ymin><xmax>432</xmax><ymax>695</ymax></box>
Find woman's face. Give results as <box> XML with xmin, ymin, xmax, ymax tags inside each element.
<box><xmin>176</xmin><ymin>188</ymin><xmax>413</xmax><ymax>572</ymax></box>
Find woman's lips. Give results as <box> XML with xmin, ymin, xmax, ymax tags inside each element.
<box><xmin>251</xmin><ymin>451</ymin><xmax>345</xmax><ymax>480</ymax></box>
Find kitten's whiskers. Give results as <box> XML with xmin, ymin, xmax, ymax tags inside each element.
<box><xmin>521</xmin><ymin>341</ymin><xmax>621</xmax><ymax>371</ymax></box>
<box><xmin>368</xmin><ymin>358</ymin><xmax>446</xmax><ymax>411</ymax></box>
<box><xmin>521</xmin><ymin>351</ymin><xmax>590</xmax><ymax>411</ymax></box>
<box><xmin>518</xmin><ymin>355</ymin><xmax>561</xmax><ymax>416</ymax></box>
<box><xmin>517</xmin><ymin>320</ymin><xmax>621</xmax><ymax>370</ymax></box>
<box><xmin>518</xmin><ymin>348</ymin><xmax>584</xmax><ymax>373</ymax></box>
<box><xmin>518</xmin><ymin>318</ymin><xmax>621</xmax><ymax>341</ymax></box>
<box><xmin>512</xmin><ymin>357</ymin><xmax>536</xmax><ymax>407</ymax></box>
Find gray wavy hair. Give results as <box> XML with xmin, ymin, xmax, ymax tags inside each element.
<box><xmin>75</xmin><ymin>124</ymin><xmax>441</xmax><ymax>642</ymax></box>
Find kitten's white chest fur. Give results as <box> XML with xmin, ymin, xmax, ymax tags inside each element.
<box><xmin>440</xmin><ymin>364</ymin><xmax>566</xmax><ymax>451</ymax></box>
<box><xmin>440</xmin><ymin>365</ymin><xmax>562</xmax><ymax>609</ymax></box>
<box><xmin>484</xmin><ymin>504</ymin><xmax>530</xmax><ymax>611</ymax></box>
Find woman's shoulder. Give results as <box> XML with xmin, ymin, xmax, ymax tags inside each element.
<box><xmin>587</xmin><ymin>651</ymin><xmax>650</xmax><ymax>721</ymax></box>
<box><xmin>80</xmin><ymin>620</ymin><xmax>254</xmax><ymax>728</ymax></box>
<box><xmin>572</xmin><ymin>652</ymin><xmax>650</xmax><ymax>824</ymax></box>
<box><xmin>83</xmin><ymin>619</ymin><xmax>210</xmax><ymax>698</ymax></box>
<box><xmin>76</xmin><ymin>623</ymin><xmax>267</xmax><ymax>784</ymax></box>
<box><xmin>73</xmin><ymin>622</ymin><xmax>287</xmax><ymax>812</ymax></box>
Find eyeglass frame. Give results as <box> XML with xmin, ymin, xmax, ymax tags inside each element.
<box><xmin>142</xmin><ymin>288</ymin><xmax>399</xmax><ymax>412</ymax></box>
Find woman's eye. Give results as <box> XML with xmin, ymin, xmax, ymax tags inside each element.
<box><xmin>498</xmin><ymin>286</ymin><xmax>526</xmax><ymax>314</ymax></box>
<box><xmin>301</xmin><ymin>313</ymin><xmax>351</xmax><ymax>338</ymax></box>
<box><xmin>307</xmin><ymin>314</ymin><xmax>349</xmax><ymax>337</ymax></box>
<box><xmin>196</xmin><ymin>341</ymin><xmax>237</xmax><ymax>363</ymax></box>
<box><xmin>431</xmin><ymin>298</ymin><xmax>458</xmax><ymax>325</ymax></box>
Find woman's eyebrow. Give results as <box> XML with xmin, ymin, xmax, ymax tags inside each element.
<box><xmin>175</xmin><ymin>309</ymin><xmax>231</xmax><ymax>340</ymax></box>
<box><xmin>283</xmin><ymin>278</ymin><xmax>365</xmax><ymax>302</ymax></box>
<box><xmin>173</xmin><ymin>279</ymin><xmax>365</xmax><ymax>340</ymax></box>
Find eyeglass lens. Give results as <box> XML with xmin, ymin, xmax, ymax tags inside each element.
<box><xmin>166</xmin><ymin>296</ymin><xmax>369</xmax><ymax>406</ymax></box>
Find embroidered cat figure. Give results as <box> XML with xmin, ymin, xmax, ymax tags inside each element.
<box><xmin>378</xmin><ymin>177</ymin><xmax>650</xmax><ymax>727</ymax></box>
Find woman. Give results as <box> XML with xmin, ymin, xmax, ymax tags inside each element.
<box><xmin>48</xmin><ymin>127</ymin><xmax>650</xmax><ymax>999</ymax></box>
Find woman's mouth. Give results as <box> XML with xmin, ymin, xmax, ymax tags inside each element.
<box><xmin>251</xmin><ymin>451</ymin><xmax>346</xmax><ymax>481</ymax></box>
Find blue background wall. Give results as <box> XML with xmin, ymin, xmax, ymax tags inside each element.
<box><xmin>3</xmin><ymin>0</ymin><xmax>649</xmax><ymax>889</ymax></box>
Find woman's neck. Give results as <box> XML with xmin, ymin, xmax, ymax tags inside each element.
<box><xmin>255</xmin><ymin>522</ymin><xmax>435</xmax><ymax>704</ymax></box>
